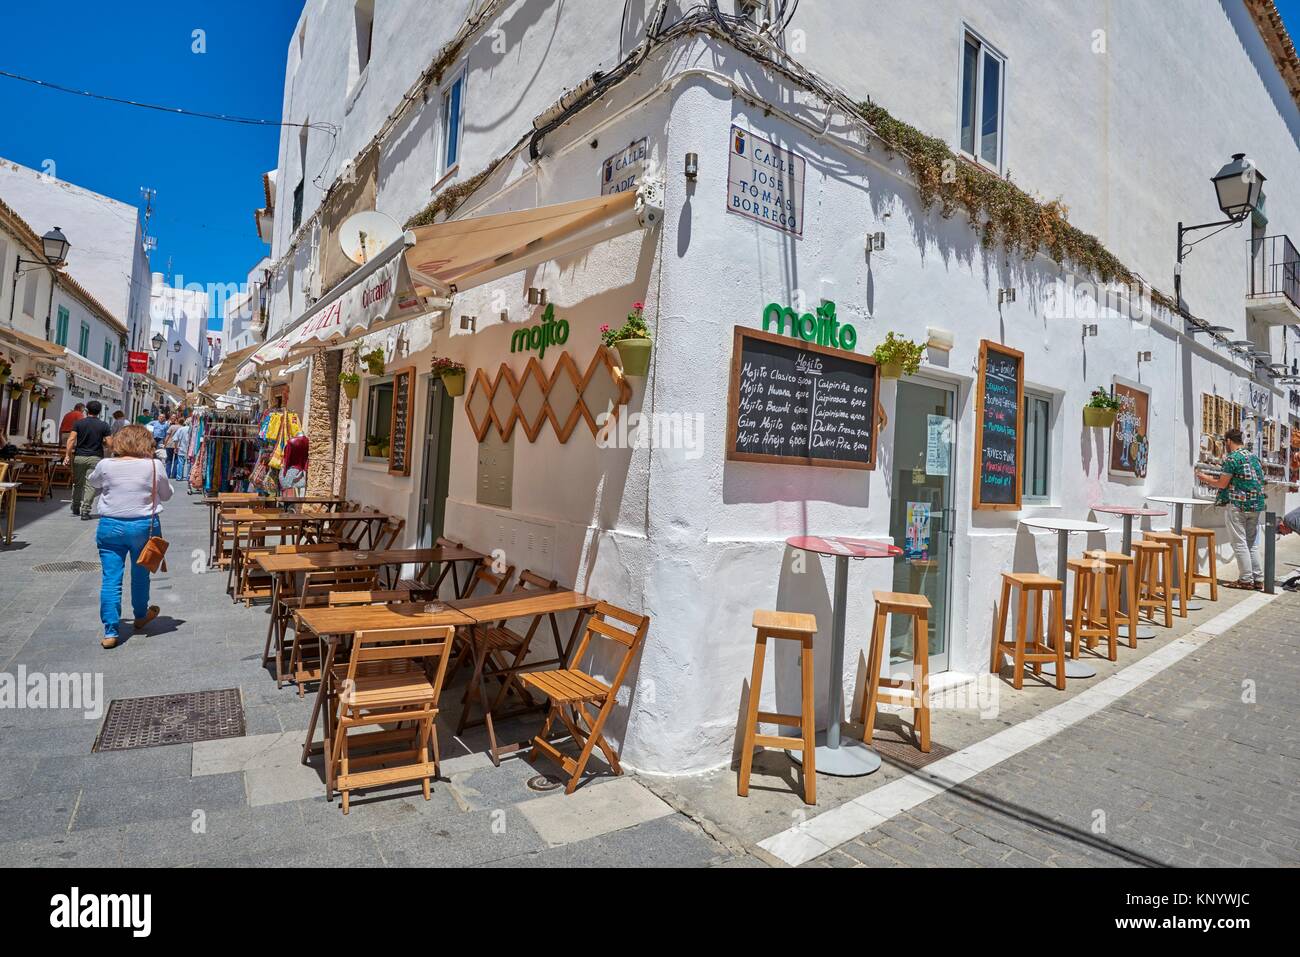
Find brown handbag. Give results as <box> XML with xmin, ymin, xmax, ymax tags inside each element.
<box><xmin>136</xmin><ymin>458</ymin><xmax>170</xmax><ymax>574</ymax></box>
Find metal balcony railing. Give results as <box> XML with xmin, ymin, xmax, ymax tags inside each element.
<box><xmin>1248</xmin><ymin>234</ymin><xmax>1300</xmax><ymax>308</ymax></box>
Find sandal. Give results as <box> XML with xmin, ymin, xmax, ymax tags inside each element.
<box><xmin>1221</xmin><ymin>579</ymin><xmax>1256</xmax><ymax>590</ymax></box>
<box><xmin>133</xmin><ymin>605</ymin><xmax>161</xmax><ymax>630</ymax></box>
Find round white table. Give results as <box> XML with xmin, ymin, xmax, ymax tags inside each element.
<box><xmin>784</xmin><ymin>535</ymin><xmax>902</xmax><ymax>777</ymax></box>
<box><xmin>1017</xmin><ymin>517</ymin><xmax>1110</xmax><ymax>678</ymax></box>
<box><xmin>1146</xmin><ymin>495</ymin><xmax>1212</xmax><ymax>610</ymax></box>
<box><xmin>1091</xmin><ymin>504</ymin><xmax>1168</xmax><ymax>640</ymax></box>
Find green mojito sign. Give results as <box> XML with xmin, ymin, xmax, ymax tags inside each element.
<box><xmin>510</xmin><ymin>303</ymin><xmax>570</xmax><ymax>359</ymax></box>
<box><xmin>762</xmin><ymin>299</ymin><xmax>857</xmax><ymax>351</ymax></box>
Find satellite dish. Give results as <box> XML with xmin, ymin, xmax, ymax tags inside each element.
<box><xmin>338</xmin><ymin>210</ymin><xmax>402</xmax><ymax>265</ymax></box>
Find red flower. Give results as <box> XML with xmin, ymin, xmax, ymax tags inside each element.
<box><xmin>632</xmin><ymin>301</ymin><xmax>644</xmax><ymax>311</ymax></box>
<box><xmin>600</xmin><ymin>324</ymin><xmax>610</xmax><ymax>333</ymax></box>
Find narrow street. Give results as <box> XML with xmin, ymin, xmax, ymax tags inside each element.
<box><xmin>1</xmin><ymin>492</ymin><xmax>1295</xmax><ymax>868</ymax></box>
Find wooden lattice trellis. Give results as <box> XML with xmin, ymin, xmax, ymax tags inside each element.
<box><xmin>466</xmin><ymin>347</ymin><xmax>632</xmax><ymax>443</ymax></box>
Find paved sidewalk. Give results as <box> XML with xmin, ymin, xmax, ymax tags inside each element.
<box><xmin>803</xmin><ymin>592</ymin><xmax>1300</xmax><ymax>867</ymax></box>
<box><xmin>1</xmin><ymin>490</ymin><xmax>1295</xmax><ymax>868</ymax></box>
<box><xmin>0</xmin><ymin>493</ymin><xmax>739</xmax><ymax>867</ymax></box>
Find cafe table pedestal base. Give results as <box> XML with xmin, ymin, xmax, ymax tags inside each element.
<box><xmin>1039</xmin><ymin>658</ymin><xmax>1097</xmax><ymax>679</ymax></box>
<box><xmin>788</xmin><ymin>731</ymin><xmax>882</xmax><ymax>777</ymax></box>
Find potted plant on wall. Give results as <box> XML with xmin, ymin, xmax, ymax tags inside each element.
<box><xmin>871</xmin><ymin>332</ymin><xmax>925</xmax><ymax>379</ymax></box>
<box><xmin>600</xmin><ymin>301</ymin><xmax>652</xmax><ymax>376</ymax></box>
<box><xmin>431</xmin><ymin>356</ymin><xmax>467</xmax><ymax>397</ymax></box>
<box><xmin>365</xmin><ymin>433</ymin><xmax>386</xmax><ymax>458</ymax></box>
<box><xmin>339</xmin><ymin>371</ymin><xmax>361</xmax><ymax>400</ymax></box>
<box><xmin>0</xmin><ymin>355</ymin><xmax>11</xmax><ymax>384</ymax></box>
<box><xmin>360</xmin><ymin>348</ymin><xmax>386</xmax><ymax>377</ymax></box>
<box><xmin>1083</xmin><ymin>386</ymin><xmax>1121</xmax><ymax>428</ymax></box>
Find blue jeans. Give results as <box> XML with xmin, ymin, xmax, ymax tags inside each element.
<box><xmin>96</xmin><ymin>516</ymin><xmax>161</xmax><ymax>637</ymax></box>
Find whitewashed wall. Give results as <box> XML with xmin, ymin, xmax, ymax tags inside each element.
<box><xmin>266</xmin><ymin>1</ymin><xmax>1300</xmax><ymax>773</ymax></box>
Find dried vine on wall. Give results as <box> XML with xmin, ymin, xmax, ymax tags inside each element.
<box><xmin>856</xmin><ymin>101</ymin><xmax>1177</xmax><ymax>313</ymax></box>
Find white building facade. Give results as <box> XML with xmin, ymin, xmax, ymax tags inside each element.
<box><xmin>253</xmin><ymin>0</ymin><xmax>1300</xmax><ymax>774</ymax></box>
<box><xmin>149</xmin><ymin>274</ymin><xmax>210</xmax><ymax>402</ymax></box>
<box><xmin>0</xmin><ymin>157</ymin><xmax>153</xmax><ymax>418</ymax></box>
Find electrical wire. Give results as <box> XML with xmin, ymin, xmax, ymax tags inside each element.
<box><xmin>0</xmin><ymin>68</ymin><xmax>338</xmax><ymax>136</ymax></box>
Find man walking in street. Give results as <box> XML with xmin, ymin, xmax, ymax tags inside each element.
<box><xmin>1196</xmin><ymin>428</ymin><xmax>1267</xmax><ymax>589</ymax></box>
<box><xmin>63</xmin><ymin>399</ymin><xmax>112</xmax><ymax>520</ymax></box>
<box><xmin>58</xmin><ymin>402</ymin><xmax>85</xmax><ymax>444</ymax></box>
<box><xmin>149</xmin><ymin>410</ymin><xmax>170</xmax><ymax>449</ymax></box>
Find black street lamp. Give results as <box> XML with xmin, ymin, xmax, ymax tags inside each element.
<box><xmin>7</xmin><ymin>225</ymin><xmax>72</xmax><ymax>332</ymax></box>
<box><xmin>1175</xmin><ymin>154</ymin><xmax>1265</xmax><ymax>313</ymax></box>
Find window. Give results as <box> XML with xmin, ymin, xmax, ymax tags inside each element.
<box><xmin>78</xmin><ymin>321</ymin><xmax>90</xmax><ymax>357</ymax></box>
<box><xmin>55</xmin><ymin>306</ymin><xmax>69</xmax><ymax>346</ymax></box>
<box><xmin>22</xmin><ymin>272</ymin><xmax>38</xmax><ymax>317</ymax></box>
<box><xmin>293</xmin><ymin>124</ymin><xmax>309</xmax><ymax>230</ymax></box>
<box><xmin>364</xmin><ymin>378</ymin><xmax>394</xmax><ymax>459</ymax></box>
<box><xmin>959</xmin><ymin>30</ymin><xmax>1005</xmax><ymax>170</ymax></box>
<box><xmin>354</xmin><ymin>0</ymin><xmax>375</xmax><ymax>75</ymax></box>
<box><xmin>440</xmin><ymin>71</ymin><xmax>465</xmax><ymax>175</ymax></box>
<box><xmin>103</xmin><ymin>339</ymin><xmax>113</xmax><ymax>370</ymax></box>
<box><xmin>1022</xmin><ymin>391</ymin><xmax>1052</xmax><ymax>501</ymax></box>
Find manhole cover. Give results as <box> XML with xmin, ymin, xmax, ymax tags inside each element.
<box><xmin>31</xmin><ymin>561</ymin><xmax>100</xmax><ymax>573</ymax></box>
<box><xmin>870</xmin><ymin>734</ymin><xmax>954</xmax><ymax>771</ymax></box>
<box><xmin>525</xmin><ymin>773</ymin><xmax>565</xmax><ymax>792</ymax></box>
<box><xmin>93</xmin><ymin>688</ymin><xmax>245</xmax><ymax>752</ymax></box>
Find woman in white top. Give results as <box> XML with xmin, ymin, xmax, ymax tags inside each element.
<box><xmin>87</xmin><ymin>424</ymin><xmax>173</xmax><ymax>649</ymax></box>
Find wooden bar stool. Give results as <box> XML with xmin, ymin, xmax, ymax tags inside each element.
<box><xmin>992</xmin><ymin>573</ymin><xmax>1066</xmax><ymax>690</ymax></box>
<box><xmin>1065</xmin><ymin>558</ymin><xmax>1118</xmax><ymax>662</ymax></box>
<box><xmin>738</xmin><ymin>610</ymin><xmax>818</xmax><ymax>805</ymax></box>
<box><xmin>1181</xmin><ymin>526</ymin><xmax>1219</xmax><ymax>602</ymax></box>
<box><xmin>860</xmin><ymin>592</ymin><xmax>931</xmax><ymax>752</ymax></box>
<box><xmin>1131</xmin><ymin>540</ymin><xmax>1173</xmax><ymax>628</ymax></box>
<box><xmin>1085</xmin><ymin>550</ymin><xmax>1138</xmax><ymax>649</ymax></box>
<box><xmin>1141</xmin><ymin>531</ymin><xmax>1188</xmax><ymax>617</ymax></box>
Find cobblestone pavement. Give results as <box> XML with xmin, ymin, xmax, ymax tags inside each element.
<box><xmin>0</xmin><ymin>493</ymin><xmax>739</xmax><ymax>867</ymax></box>
<box><xmin>807</xmin><ymin>592</ymin><xmax>1300</xmax><ymax>867</ymax></box>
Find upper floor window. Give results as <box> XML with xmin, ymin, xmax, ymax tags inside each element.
<box><xmin>440</xmin><ymin>70</ymin><xmax>466</xmax><ymax>176</ymax></box>
<box><xmin>959</xmin><ymin>30</ymin><xmax>1005</xmax><ymax>171</ymax></box>
<box><xmin>102</xmin><ymin>338</ymin><xmax>113</xmax><ymax>370</ymax></box>
<box><xmin>354</xmin><ymin>1</ymin><xmax>375</xmax><ymax>75</ymax></box>
<box><xmin>55</xmin><ymin>306</ymin><xmax>69</xmax><ymax>346</ymax></box>
<box><xmin>22</xmin><ymin>272</ymin><xmax>38</xmax><ymax>317</ymax></box>
<box><xmin>78</xmin><ymin>321</ymin><xmax>90</xmax><ymax>357</ymax></box>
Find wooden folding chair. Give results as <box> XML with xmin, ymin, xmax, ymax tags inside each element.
<box><xmin>328</xmin><ymin>625</ymin><xmax>456</xmax><ymax>813</ymax></box>
<box><xmin>260</xmin><ymin>542</ymin><xmax>360</xmax><ymax>675</ymax></box>
<box><xmin>49</xmin><ymin>458</ymin><xmax>73</xmax><ymax>489</ymax></box>
<box><xmin>456</xmin><ymin>570</ymin><xmax>561</xmax><ymax>764</ymax></box>
<box><xmin>520</xmin><ymin>601</ymin><xmax>650</xmax><ymax>794</ymax></box>
<box><xmin>448</xmin><ymin>558</ymin><xmax>515</xmax><ymax>672</ymax></box>
<box><xmin>284</xmin><ymin>568</ymin><xmax>379</xmax><ymax>692</ymax></box>
<box><xmin>230</xmin><ymin>516</ymin><xmax>301</xmax><ymax>603</ymax></box>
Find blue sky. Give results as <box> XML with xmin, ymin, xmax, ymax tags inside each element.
<box><xmin>0</xmin><ymin>1</ymin><xmax>305</xmax><ymax>330</ymax></box>
<box><xmin>0</xmin><ymin>1</ymin><xmax>1297</xmax><ymax>334</ymax></box>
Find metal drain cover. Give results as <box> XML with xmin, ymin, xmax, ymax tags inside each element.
<box><xmin>525</xmin><ymin>773</ymin><xmax>565</xmax><ymax>793</ymax></box>
<box><xmin>870</xmin><ymin>735</ymin><xmax>954</xmax><ymax>771</ymax></box>
<box><xmin>93</xmin><ymin>688</ymin><xmax>245</xmax><ymax>752</ymax></box>
<box><xmin>32</xmin><ymin>561</ymin><xmax>101</xmax><ymax>573</ymax></box>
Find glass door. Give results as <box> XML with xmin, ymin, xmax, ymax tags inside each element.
<box><xmin>417</xmin><ymin>374</ymin><xmax>453</xmax><ymax>550</ymax></box>
<box><xmin>888</xmin><ymin>378</ymin><xmax>957</xmax><ymax>672</ymax></box>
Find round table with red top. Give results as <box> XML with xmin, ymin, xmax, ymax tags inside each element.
<box><xmin>784</xmin><ymin>535</ymin><xmax>902</xmax><ymax>777</ymax></box>
<box><xmin>1091</xmin><ymin>504</ymin><xmax>1168</xmax><ymax>640</ymax></box>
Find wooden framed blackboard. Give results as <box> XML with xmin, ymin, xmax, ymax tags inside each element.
<box><xmin>726</xmin><ymin>326</ymin><xmax>879</xmax><ymax>470</ymax></box>
<box><xmin>388</xmin><ymin>365</ymin><xmax>415</xmax><ymax>476</ymax></box>
<box><xmin>972</xmin><ymin>339</ymin><xmax>1024</xmax><ymax>510</ymax></box>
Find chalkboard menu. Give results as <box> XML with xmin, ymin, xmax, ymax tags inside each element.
<box><xmin>726</xmin><ymin>327</ymin><xmax>879</xmax><ymax>470</ymax></box>
<box><xmin>388</xmin><ymin>366</ymin><xmax>415</xmax><ymax>476</ymax></box>
<box><xmin>972</xmin><ymin>340</ymin><xmax>1024</xmax><ymax>510</ymax></box>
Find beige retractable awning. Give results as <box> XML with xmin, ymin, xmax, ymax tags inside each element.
<box><xmin>201</xmin><ymin>342</ymin><xmax>262</xmax><ymax>393</ymax></box>
<box><xmin>0</xmin><ymin>325</ymin><xmax>65</xmax><ymax>361</ymax></box>
<box><xmin>405</xmin><ymin>190</ymin><xmax>642</xmax><ymax>294</ymax></box>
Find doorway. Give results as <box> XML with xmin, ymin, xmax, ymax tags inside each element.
<box><xmin>417</xmin><ymin>374</ymin><xmax>454</xmax><ymax>549</ymax></box>
<box><xmin>887</xmin><ymin>378</ymin><xmax>957</xmax><ymax>673</ymax></box>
